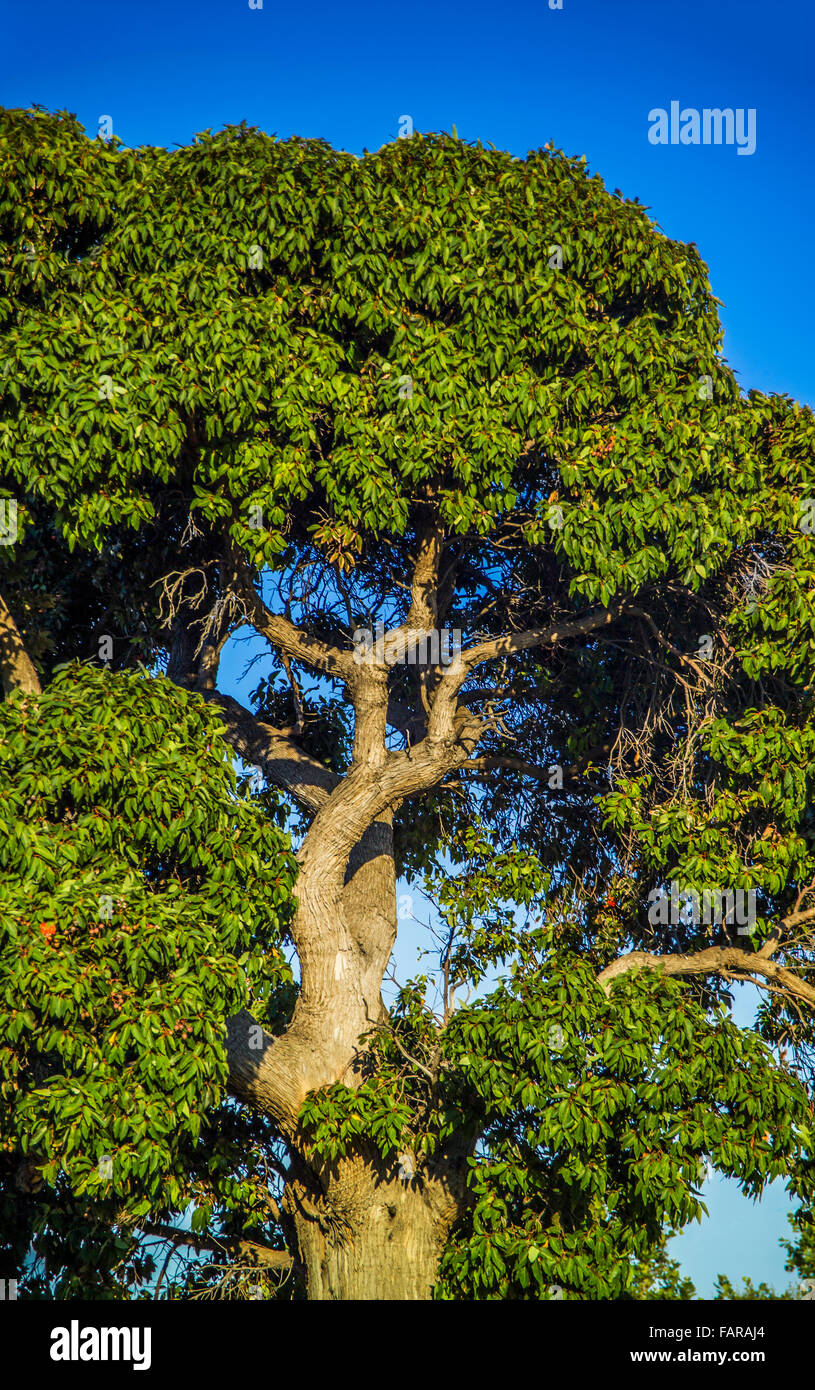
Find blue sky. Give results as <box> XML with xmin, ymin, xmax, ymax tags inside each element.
<box><xmin>6</xmin><ymin>0</ymin><xmax>813</xmax><ymax>1297</ymax></box>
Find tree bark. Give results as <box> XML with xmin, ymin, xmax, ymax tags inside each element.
<box><xmin>287</xmin><ymin>1147</ymin><xmax>469</xmax><ymax>1301</ymax></box>
<box><xmin>0</xmin><ymin>589</ymin><xmax>41</xmax><ymax>696</ymax></box>
<box><xmin>172</xmin><ymin>538</ymin><xmax>634</xmax><ymax>1298</ymax></box>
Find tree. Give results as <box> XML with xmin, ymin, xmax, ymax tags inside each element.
<box><xmin>2</xmin><ymin>106</ymin><xmax>815</xmax><ymax>1301</ymax></box>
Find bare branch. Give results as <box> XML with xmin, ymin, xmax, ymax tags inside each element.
<box><xmin>204</xmin><ymin>691</ymin><xmax>339</xmax><ymax>814</ymax></box>
<box><xmin>597</xmin><ymin>903</ymin><xmax>815</xmax><ymax>1009</ymax></box>
<box><xmin>459</xmin><ymin>602</ymin><xmax>633</xmax><ymax>671</ymax></box>
<box><xmin>459</xmin><ymin>755</ymin><xmax>603</xmax><ymax>791</ymax></box>
<box><xmin>428</xmin><ymin>602</ymin><xmax>632</xmax><ymax>741</ymax></box>
<box><xmin>133</xmin><ymin>1220</ymin><xmax>293</xmax><ymax>1271</ymax></box>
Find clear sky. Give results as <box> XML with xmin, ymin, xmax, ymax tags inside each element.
<box><xmin>6</xmin><ymin>0</ymin><xmax>813</xmax><ymax>1298</ymax></box>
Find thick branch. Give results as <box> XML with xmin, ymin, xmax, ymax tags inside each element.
<box><xmin>196</xmin><ymin>604</ymin><xmax>239</xmax><ymax>693</ymax></box>
<box><xmin>350</xmin><ymin>666</ymin><xmax>390</xmax><ymax>766</ymax></box>
<box><xmin>428</xmin><ymin>602</ymin><xmax>631</xmax><ymax>740</ymax></box>
<box><xmin>597</xmin><ymin>905</ymin><xmax>815</xmax><ymax>1008</ymax></box>
<box><xmin>134</xmin><ymin>1220</ymin><xmax>293</xmax><ymax>1270</ymax></box>
<box><xmin>461</xmin><ymin>602</ymin><xmax>632</xmax><ymax>672</ymax></box>
<box><xmin>460</xmin><ymin>755</ymin><xmax>603</xmax><ymax>790</ymax></box>
<box><xmin>234</xmin><ymin>562</ymin><xmax>355</xmax><ymax>683</ymax></box>
<box><xmin>406</xmin><ymin>514</ymin><xmax>443</xmax><ymax>630</ymax></box>
<box><xmin>355</xmin><ymin>515</ymin><xmax>447</xmax><ymax>677</ymax></box>
<box><xmin>224</xmin><ymin>737</ymin><xmax>474</xmax><ymax>1131</ymax></box>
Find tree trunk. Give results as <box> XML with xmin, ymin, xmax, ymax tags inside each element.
<box><xmin>287</xmin><ymin>1148</ymin><xmax>467</xmax><ymax>1300</ymax></box>
<box><xmin>0</xmin><ymin>590</ymin><xmax>41</xmax><ymax>697</ymax></box>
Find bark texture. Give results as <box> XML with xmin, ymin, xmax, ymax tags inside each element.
<box><xmin>287</xmin><ymin>1148</ymin><xmax>469</xmax><ymax>1301</ymax></box>
<box><xmin>0</xmin><ymin>589</ymin><xmax>41</xmax><ymax>696</ymax></box>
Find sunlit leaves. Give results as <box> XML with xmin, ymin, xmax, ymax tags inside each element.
<box><xmin>0</xmin><ymin>666</ymin><xmax>295</xmax><ymax>1212</ymax></box>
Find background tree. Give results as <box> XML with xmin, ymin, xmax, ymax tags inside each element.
<box><xmin>2</xmin><ymin>107</ymin><xmax>814</xmax><ymax>1300</ymax></box>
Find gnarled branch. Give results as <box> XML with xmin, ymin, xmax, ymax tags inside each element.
<box><xmin>233</xmin><ymin>558</ymin><xmax>356</xmax><ymax>684</ymax></box>
<box><xmin>129</xmin><ymin>1219</ymin><xmax>293</xmax><ymax>1270</ymax></box>
<box><xmin>597</xmin><ymin>905</ymin><xmax>815</xmax><ymax>1008</ymax></box>
<box><xmin>428</xmin><ymin>602</ymin><xmax>632</xmax><ymax>741</ymax></box>
<box><xmin>203</xmin><ymin>691</ymin><xmax>339</xmax><ymax>814</ymax></box>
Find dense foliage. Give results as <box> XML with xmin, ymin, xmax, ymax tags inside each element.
<box><xmin>1</xmin><ymin>106</ymin><xmax>814</xmax><ymax>1298</ymax></box>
